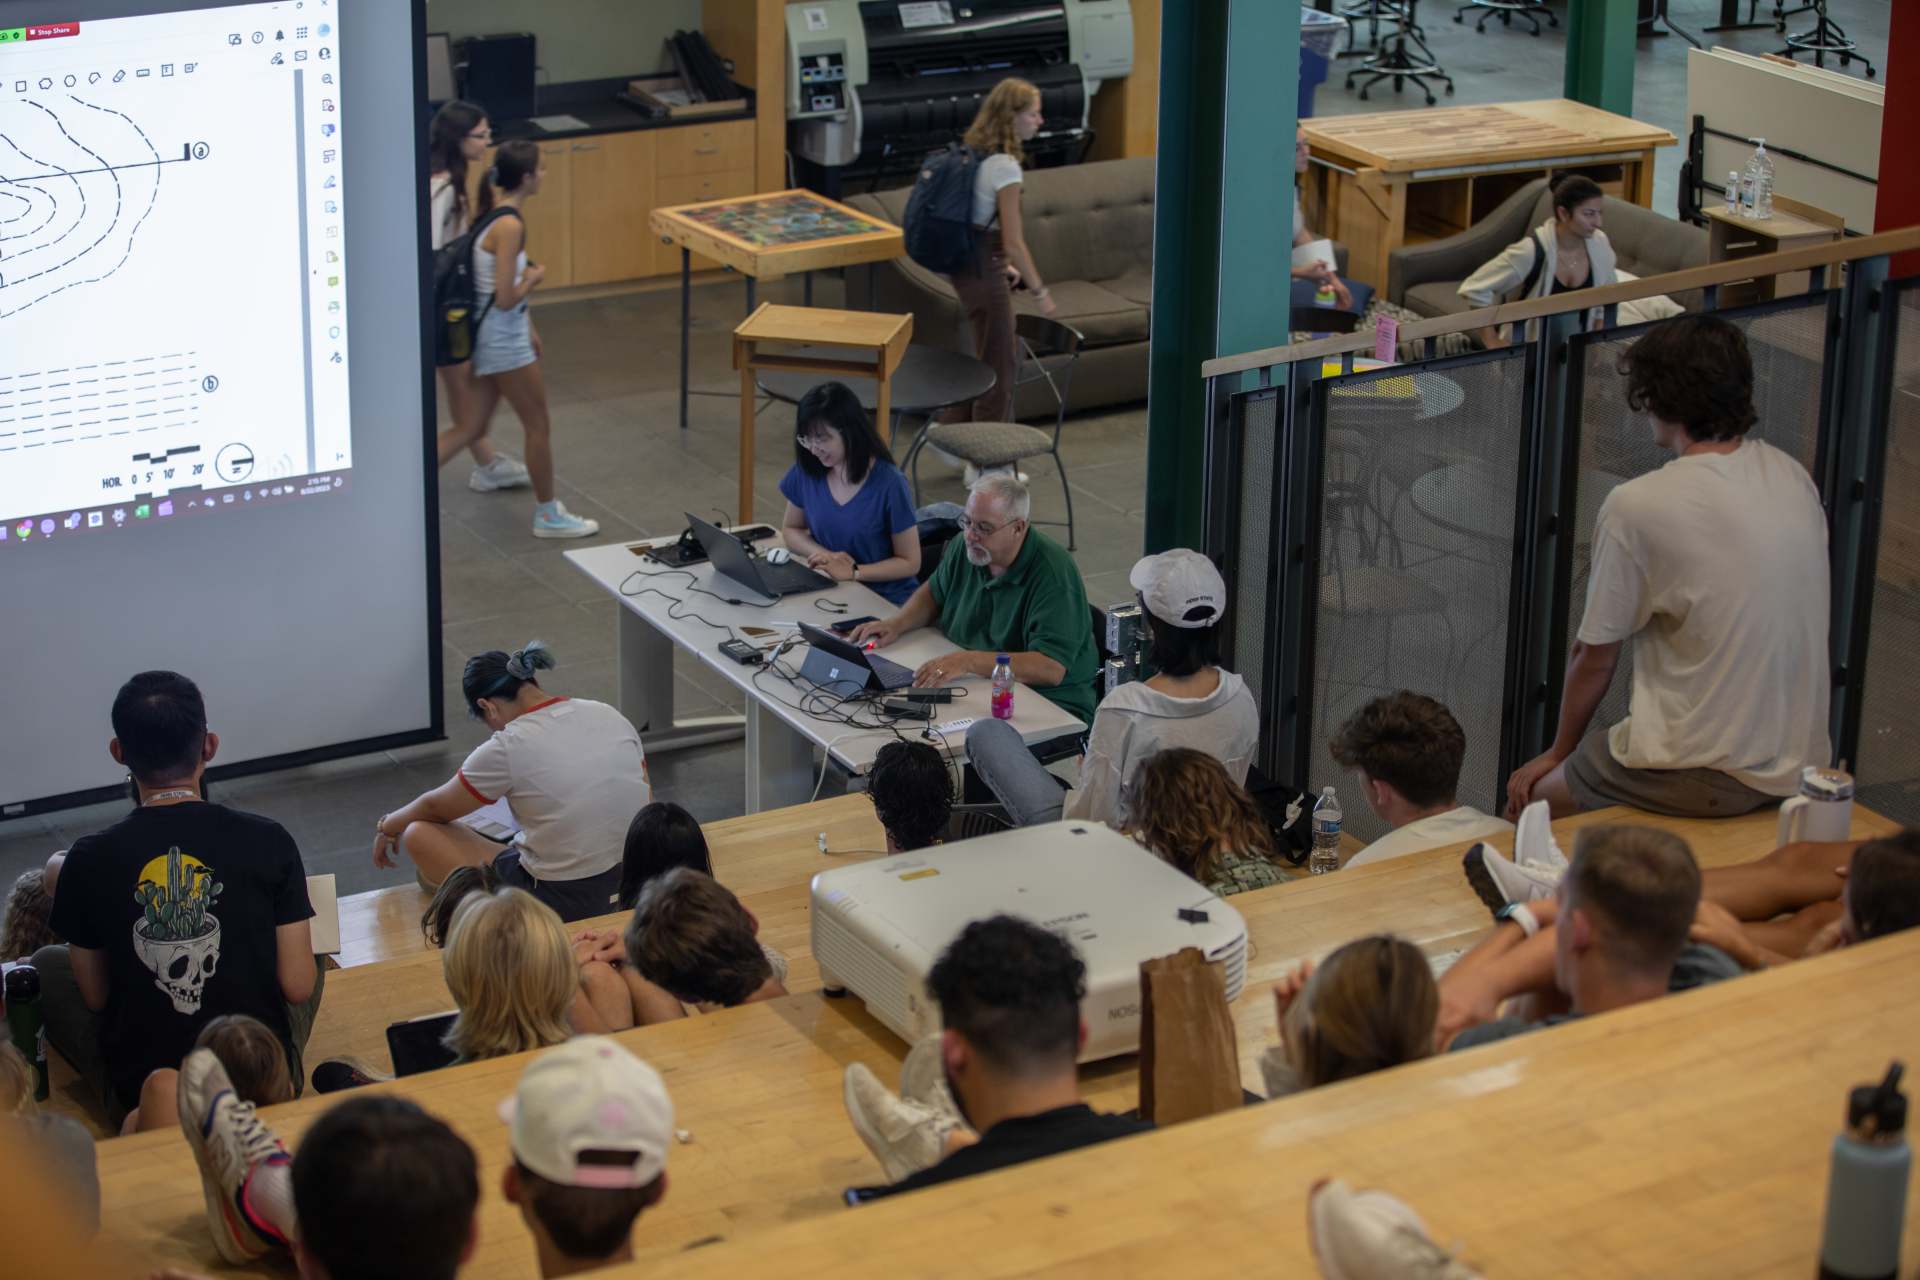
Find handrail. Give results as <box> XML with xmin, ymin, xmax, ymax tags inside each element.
<box><xmin>1201</xmin><ymin>223</ymin><xmax>1920</xmax><ymax>380</ymax></box>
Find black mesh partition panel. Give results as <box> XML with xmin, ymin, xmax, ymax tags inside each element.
<box><xmin>1231</xmin><ymin>392</ymin><xmax>1281</xmax><ymax>731</ymax></box>
<box><xmin>1558</xmin><ymin>297</ymin><xmax>1836</xmax><ymax>739</ymax></box>
<box><xmin>1852</xmin><ymin>282</ymin><xmax>1920</xmax><ymax>827</ymax></box>
<box><xmin>1301</xmin><ymin>353</ymin><xmax>1531</xmax><ymax>844</ymax></box>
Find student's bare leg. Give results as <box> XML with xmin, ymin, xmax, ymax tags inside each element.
<box><xmin>437</xmin><ymin>362</ymin><xmax>499</xmax><ymax>466</ymax></box>
<box><xmin>618</xmin><ymin>967</ymin><xmax>687</xmax><ymax>1026</ymax></box>
<box><xmin>1703</xmin><ymin>841</ymin><xmax>1859</xmax><ymax>922</ymax></box>
<box><xmin>399</xmin><ymin>821</ymin><xmax>500</xmax><ymax>889</ymax></box>
<box><xmin>576</xmin><ymin>961</ymin><xmax>637</xmax><ymax>1033</ymax></box>
<box><xmin>490</xmin><ymin>363</ymin><xmax>554</xmax><ymax>503</ymax></box>
<box><xmin>436</xmin><ymin>370</ymin><xmax>502</xmax><ymax>466</ymax></box>
<box><xmin>122</xmin><ymin>1068</ymin><xmax>181</xmax><ymax>1135</ymax></box>
<box><xmin>1525</xmin><ymin>761</ymin><xmax>1582</xmax><ymax>820</ymax></box>
<box><xmin>1743</xmin><ymin>900</ymin><xmax>1844</xmax><ymax>958</ymax></box>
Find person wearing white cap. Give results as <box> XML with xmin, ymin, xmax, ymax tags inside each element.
<box><xmin>964</xmin><ymin>548</ymin><xmax>1259</xmax><ymax>830</ymax></box>
<box><xmin>501</xmin><ymin>1037</ymin><xmax>674</xmax><ymax>1278</ymax></box>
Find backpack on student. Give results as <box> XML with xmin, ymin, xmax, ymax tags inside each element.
<box><xmin>902</xmin><ymin>141</ymin><xmax>984</xmax><ymax>276</ymax></box>
<box><xmin>431</xmin><ymin>207</ymin><xmax>519</xmax><ymax>367</ymax></box>
<box><xmin>1513</xmin><ymin>228</ymin><xmax>1551</xmax><ymax>301</ymax></box>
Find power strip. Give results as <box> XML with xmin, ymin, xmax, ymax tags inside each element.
<box><xmin>923</xmin><ymin>715</ymin><xmax>977</xmax><ymax>740</ymax></box>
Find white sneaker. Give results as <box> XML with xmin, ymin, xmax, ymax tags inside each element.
<box><xmin>1512</xmin><ymin>799</ymin><xmax>1567</xmax><ymax>874</ymax></box>
<box><xmin>760</xmin><ymin>941</ymin><xmax>790</xmax><ymax>986</ymax></box>
<box><xmin>532</xmin><ymin>500</ymin><xmax>599</xmax><ymax>539</ymax></box>
<box><xmin>843</xmin><ymin>1062</ymin><xmax>959</xmax><ymax>1182</ymax></box>
<box><xmin>177</xmin><ymin>1047</ymin><xmax>292</xmax><ymax>1263</ymax></box>
<box><xmin>1310</xmin><ymin>1180</ymin><xmax>1484</xmax><ymax>1280</ymax></box>
<box><xmin>469</xmin><ymin>455</ymin><xmax>533</xmax><ymax>491</ymax></box>
<box><xmin>1461</xmin><ymin>841</ymin><xmax>1559</xmax><ymax>913</ymax></box>
<box><xmin>899</xmin><ymin>1034</ymin><xmax>963</xmax><ymax>1124</ymax></box>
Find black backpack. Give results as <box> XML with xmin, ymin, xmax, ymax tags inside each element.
<box><xmin>902</xmin><ymin>142</ymin><xmax>984</xmax><ymax>276</ymax></box>
<box><xmin>431</xmin><ymin>206</ymin><xmax>519</xmax><ymax>367</ymax></box>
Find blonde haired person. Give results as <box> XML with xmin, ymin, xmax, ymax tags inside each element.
<box><xmin>1125</xmin><ymin>748</ymin><xmax>1285</xmax><ymax>896</ymax></box>
<box><xmin>945</xmin><ymin>78</ymin><xmax>1057</xmax><ymax>424</ymax></box>
<box><xmin>442</xmin><ymin>888</ymin><xmax>579</xmax><ymax>1064</ymax></box>
<box><xmin>1260</xmin><ymin>936</ymin><xmax>1438</xmax><ymax>1099</ymax></box>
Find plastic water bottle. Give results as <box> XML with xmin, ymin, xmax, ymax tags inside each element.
<box><xmin>1313</xmin><ymin>282</ymin><xmax>1337</xmax><ymax>308</ymax></box>
<box><xmin>990</xmin><ymin>654</ymin><xmax>1014</xmax><ymax>720</ymax></box>
<box><xmin>1817</xmin><ymin>1061</ymin><xmax>1909</xmax><ymax>1280</ymax></box>
<box><xmin>1309</xmin><ymin>787</ymin><xmax>1342</xmax><ymax>875</ymax></box>
<box><xmin>1723</xmin><ymin>171</ymin><xmax>1740</xmax><ymax>218</ymax></box>
<box><xmin>4</xmin><ymin>965</ymin><xmax>49</xmax><ymax>1102</ymax></box>
<box><xmin>1740</xmin><ymin>138</ymin><xmax>1775</xmax><ymax>219</ymax></box>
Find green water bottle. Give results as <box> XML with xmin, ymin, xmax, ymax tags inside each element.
<box><xmin>5</xmin><ymin>964</ymin><xmax>49</xmax><ymax>1102</ymax></box>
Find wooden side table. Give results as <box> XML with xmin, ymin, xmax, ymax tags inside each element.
<box><xmin>651</xmin><ymin>190</ymin><xmax>904</xmax><ymax>428</ymax></box>
<box><xmin>1705</xmin><ymin>204</ymin><xmax>1842</xmax><ymax>306</ymax></box>
<box><xmin>732</xmin><ymin>305</ymin><xmax>912</xmax><ymax>520</ymax></box>
<box><xmin>1300</xmin><ymin>100</ymin><xmax>1677</xmax><ymax>292</ymax></box>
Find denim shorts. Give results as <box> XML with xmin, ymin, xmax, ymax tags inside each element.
<box><xmin>473</xmin><ymin>303</ymin><xmax>536</xmax><ymax>377</ymax></box>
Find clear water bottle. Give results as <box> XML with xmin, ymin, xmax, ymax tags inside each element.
<box><xmin>1740</xmin><ymin>138</ymin><xmax>1775</xmax><ymax>219</ymax></box>
<box><xmin>1818</xmin><ymin>1061</ymin><xmax>1908</xmax><ymax>1280</ymax></box>
<box><xmin>990</xmin><ymin>654</ymin><xmax>1014</xmax><ymax>720</ymax></box>
<box><xmin>1309</xmin><ymin>786</ymin><xmax>1342</xmax><ymax>875</ymax></box>
<box><xmin>1724</xmin><ymin>170</ymin><xmax>1740</xmax><ymax>218</ymax></box>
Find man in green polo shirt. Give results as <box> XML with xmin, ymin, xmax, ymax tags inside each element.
<box><xmin>849</xmin><ymin>474</ymin><xmax>1097</xmax><ymax>724</ymax></box>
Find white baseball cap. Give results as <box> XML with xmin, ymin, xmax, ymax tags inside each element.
<box><xmin>500</xmin><ymin>1037</ymin><xmax>674</xmax><ymax>1189</ymax></box>
<box><xmin>1129</xmin><ymin>549</ymin><xmax>1226</xmax><ymax>629</ymax></box>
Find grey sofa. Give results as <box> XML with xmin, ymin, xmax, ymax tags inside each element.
<box><xmin>844</xmin><ymin>158</ymin><xmax>1156</xmax><ymax>418</ymax></box>
<box><xmin>1387</xmin><ymin>178</ymin><xmax>1709</xmax><ymax>322</ymax></box>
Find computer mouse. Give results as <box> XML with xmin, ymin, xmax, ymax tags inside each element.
<box><xmin>766</xmin><ymin>547</ymin><xmax>792</xmax><ymax>565</ymax></box>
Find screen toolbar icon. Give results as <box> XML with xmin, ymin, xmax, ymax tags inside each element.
<box><xmin>88</xmin><ymin>512</ymin><xmax>103</xmax><ymax>527</ymax></box>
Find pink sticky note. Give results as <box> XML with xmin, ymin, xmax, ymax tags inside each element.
<box><xmin>1373</xmin><ymin>315</ymin><xmax>1399</xmax><ymax>363</ymax></box>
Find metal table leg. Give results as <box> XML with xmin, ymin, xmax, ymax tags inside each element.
<box><xmin>805</xmin><ymin>270</ymin><xmax>814</xmax><ymax>307</ymax></box>
<box><xmin>617</xmin><ymin>608</ymin><xmax>744</xmax><ymax>752</ymax></box>
<box><xmin>679</xmin><ymin>247</ymin><xmax>691</xmax><ymax>430</ymax></box>
<box><xmin>745</xmin><ymin>699</ymin><xmax>821</xmax><ymax>813</ymax></box>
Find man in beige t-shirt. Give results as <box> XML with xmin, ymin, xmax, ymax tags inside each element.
<box><xmin>1506</xmin><ymin>315</ymin><xmax>1831</xmax><ymax>820</ymax></box>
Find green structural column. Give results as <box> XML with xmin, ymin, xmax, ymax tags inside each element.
<box><xmin>1563</xmin><ymin>0</ymin><xmax>1637</xmax><ymax>115</ymax></box>
<box><xmin>1144</xmin><ymin>0</ymin><xmax>1299</xmax><ymax>554</ymax></box>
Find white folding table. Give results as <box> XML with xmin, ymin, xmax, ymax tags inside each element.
<box><xmin>564</xmin><ymin>536</ymin><xmax>1087</xmax><ymax>814</ymax></box>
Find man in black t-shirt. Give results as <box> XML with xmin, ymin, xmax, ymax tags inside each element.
<box><xmin>843</xmin><ymin>915</ymin><xmax>1150</xmax><ymax>1200</ymax></box>
<box><xmin>36</xmin><ymin>671</ymin><xmax>320</xmax><ymax>1124</ymax></box>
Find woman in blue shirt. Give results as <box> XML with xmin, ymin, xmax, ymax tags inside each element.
<box><xmin>778</xmin><ymin>382</ymin><xmax>922</xmax><ymax>606</ymax></box>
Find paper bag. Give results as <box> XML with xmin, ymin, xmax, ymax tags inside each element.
<box><xmin>1137</xmin><ymin>946</ymin><xmax>1243</xmax><ymax>1125</ymax></box>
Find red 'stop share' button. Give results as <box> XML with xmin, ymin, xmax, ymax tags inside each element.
<box><xmin>27</xmin><ymin>23</ymin><xmax>80</xmax><ymax>39</ymax></box>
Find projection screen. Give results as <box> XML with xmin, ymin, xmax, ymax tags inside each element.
<box><xmin>1</xmin><ymin>0</ymin><xmax>440</xmax><ymax>814</ymax></box>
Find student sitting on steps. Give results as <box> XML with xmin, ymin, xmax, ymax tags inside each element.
<box><xmin>502</xmin><ymin>1038</ymin><xmax>675</xmax><ymax>1279</ymax></box>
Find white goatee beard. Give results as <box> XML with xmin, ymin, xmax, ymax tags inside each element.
<box><xmin>965</xmin><ymin>543</ymin><xmax>991</xmax><ymax>566</ymax></box>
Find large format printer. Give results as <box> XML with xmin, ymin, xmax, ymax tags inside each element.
<box><xmin>786</xmin><ymin>0</ymin><xmax>1132</xmax><ymax>196</ymax></box>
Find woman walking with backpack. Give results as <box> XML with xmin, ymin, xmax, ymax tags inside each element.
<box><xmin>427</xmin><ymin>101</ymin><xmax>531</xmax><ymax>494</ymax></box>
<box><xmin>444</xmin><ymin>140</ymin><xmax>597</xmax><ymax>538</ymax></box>
<box><xmin>942</xmin><ymin>78</ymin><xmax>1057</xmax><ymax>426</ymax></box>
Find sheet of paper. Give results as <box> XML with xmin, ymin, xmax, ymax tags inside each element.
<box><xmin>459</xmin><ymin>795</ymin><xmax>520</xmax><ymax>844</ymax></box>
<box><xmin>306</xmin><ymin>874</ymin><xmax>340</xmax><ymax>955</ymax></box>
<box><xmin>529</xmin><ymin>113</ymin><xmax>591</xmax><ymax>133</ymax></box>
<box><xmin>1290</xmin><ymin>237</ymin><xmax>1336</xmax><ymax>270</ymax></box>
<box><xmin>1373</xmin><ymin>315</ymin><xmax>1400</xmax><ymax>363</ymax></box>
<box><xmin>899</xmin><ymin>1</ymin><xmax>955</xmax><ymax>29</ymax></box>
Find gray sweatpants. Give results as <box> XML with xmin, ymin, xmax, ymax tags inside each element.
<box><xmin>30</xmin><ymin>943</ymin><xmax>325</xmax><ymax>1126</ymax></box>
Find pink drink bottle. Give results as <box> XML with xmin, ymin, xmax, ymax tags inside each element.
<box><xmin>990</xmin><ymin>654</ymin><xmax>1014</xmax><ymax>719</ymax></box>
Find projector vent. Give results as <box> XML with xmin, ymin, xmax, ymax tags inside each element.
<box><xmin>1209</xmin><ymin>933</ymin><xmax>1249</xmax><ymax>1003</ymax></box>
<box><xmin>814</xmin><ymin>908</ymin><xmax>913</xmax><ymax>1038</ymax></box>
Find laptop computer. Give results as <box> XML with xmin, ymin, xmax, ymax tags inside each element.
<box><xmin>386</xmin><ymin>1010</ymin><xmax>459</xmax><ymax>1077</ymax></box>
<box><xmin>798</xmin><ymin>622</ymin><xmax>916</xmax><ymax>693</ymax></box>
<box><xmin>683</xmin><ymin>511</ymin><xmax>834</xmax><ymax>599</ymax></box>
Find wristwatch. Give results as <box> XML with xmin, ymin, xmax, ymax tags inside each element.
<box><xmin>852</xmin><ymin>562</ymin><xmax>860</xmax><ymax>581</ymax></box>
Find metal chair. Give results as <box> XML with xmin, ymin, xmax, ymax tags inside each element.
<box><xmin>1455</xmin><ymin>0</ymin><xmax>1558</xmax><ymax>36</ymax></box>
<box><xmin>1347</xmin><ymin>0</ymin><xmax>1454</xmax><ymax>105</ymax></box>
<box><xmin>905</xmin><ymin>315</ymin><xmax>1085</xmax><ymax>549</ymax></box>
<box><xmin>1776</xmin><ymin>0</ymin><xmax>1874</xmax><ymax>76</ymax></box>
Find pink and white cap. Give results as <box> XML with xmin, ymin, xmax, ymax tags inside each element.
<box><xmin>500</xmin><ymin>1037</ymin><xmax>674</xmax><ymax>1188</ymax></box>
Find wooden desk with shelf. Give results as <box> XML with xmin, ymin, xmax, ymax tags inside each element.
<box><xmin>1705</xmin><ymin>202</ymin><xmax>1843</xmax><ymax>306</ymax></box>
<box><xmin>1302</xmin><ymin>100</ymin><xmax>1677</xmax><ymax>292</ymax></box>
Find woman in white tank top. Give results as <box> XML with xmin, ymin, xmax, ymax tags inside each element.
<box><xmin>426</xmin><ymin>101</ymin><xmax>531</xmax><ymax>493</ymax></box>
<box><xmin>442</xmin><ymin>141</ymin><xmax>597</xmax><ymax>538</ymax></box>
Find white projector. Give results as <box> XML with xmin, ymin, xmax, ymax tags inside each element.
<box><xmin>810</xmin><ymin>820</ymin><xmax>1248</xmax><ymax>1061</ymax></box>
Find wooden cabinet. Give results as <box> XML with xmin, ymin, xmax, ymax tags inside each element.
<box><xmin>569</xmin><ymin>130</ymin><xmax>657</xmax><ymax>285</ymax></box>
<box><xmin>478</xmin><ymin>117</ymin><xmax>760</xmax><ymax>288</ymax></box>
<box><xmin>525</xmin><ymin>142</ymin><xmax>574</xmax><ymax>288</ymax></box>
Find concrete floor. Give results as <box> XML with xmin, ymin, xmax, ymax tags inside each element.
<box><xmin>0</xmin><ymin>0</ymin><xmax>1893</xmax><ymax>899</ymax></box>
